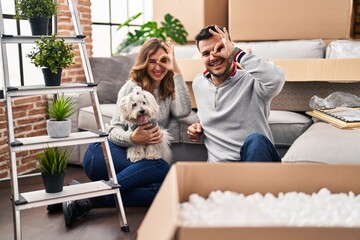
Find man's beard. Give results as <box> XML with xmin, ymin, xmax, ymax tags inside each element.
<box><xmin>207</xmin><ymin>58</ymin><xmax>233</xmax><ymax>78</ymax></box>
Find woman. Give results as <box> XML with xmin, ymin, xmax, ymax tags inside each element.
<box><xmin>62</xmin><ymin>38</ymin><xmax>191</xmax><ymax>226</ymax></box>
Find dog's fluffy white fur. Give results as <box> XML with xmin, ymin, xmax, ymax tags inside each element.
<box><xmin>119</xmin><ymin>86</ymin><xmax>173</xmax><ymax>163</ymax></box>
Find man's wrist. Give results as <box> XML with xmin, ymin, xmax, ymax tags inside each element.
<box><xmin>230</xmin><ymin>47</ymin><xmax>241</xmax><ymax>61</ymax></box>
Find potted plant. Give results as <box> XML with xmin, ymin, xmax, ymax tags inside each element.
<box><xmin>46</xmin><ymin>93</ymin><xmax>76</xmax><ymax>138</ymax></box>
<box><xmin>115</xmin><ymin>12</ymin><xmax>188</xmax><ymax>54</ymax></box>
<box><xmin>37</xmin><ymin>146</ymin><xmax>70</xmax><ymax>193</ymax></box>
<box><xmin>15</xmin><ymin>0</ymin><xmax>57</xmax><ymax>35</ymax></box>
<box><xmin>26</xmin><ymin>34</ymin><xmax>75</xmax><ymax>86</ymax></box>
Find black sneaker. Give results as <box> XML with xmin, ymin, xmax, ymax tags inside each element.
<box><xmin>47</xmin><ymin>179</ymin><xmax>81</xmax><ymax>213</ymax></box>
<box><xmin>47</xmin><ymin>203</ymin><xmax>63</xmax><ymax>213</ymax></box>
<box><xmin>63</xmin><ymin>198</ymin><xmax>92</xmax><ymax>226</ymax></box>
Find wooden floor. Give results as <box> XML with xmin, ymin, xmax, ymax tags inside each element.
<box><xmin>0</xmin><ymin>165</ymin><xmax>148</xmax><ymax>240</ymax></box>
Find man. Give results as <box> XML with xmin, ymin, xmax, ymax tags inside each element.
<box><xmin>187</xmin><ymin>25</ymin><xmax>285</xmax><ymax>163</ymax></box>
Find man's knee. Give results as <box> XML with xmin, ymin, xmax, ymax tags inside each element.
<box><xmin>244</xmin><ymin>133</ymin><xmax>269</xmax><ymax>145</ymax></box>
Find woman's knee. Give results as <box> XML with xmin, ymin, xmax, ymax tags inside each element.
<box><xmin>83</xmin><ymin>143</ymin><xmax>108</xmax><ymax>181</ymax></box>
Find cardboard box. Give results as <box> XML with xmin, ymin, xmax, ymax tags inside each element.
<box><xmin>138</xmin><ymin>162</ymin><xmax>360</xmax><ymax>240</ymax></box>
<box><xmin>178</xmin><ymin>58</ymin><xmax>360</xmax><ymax>83</ymax></box>
<box><xmin>229</xmin><ymin>0</ymin><xmax>354</xmax><ymax>41</ymax></box>
<box><xmin>177</xmin><ymin>58</ymin><xmax>360</xmax><ymax>108</ymax></box>
<box><xmin>273</xmin><ymin>58</ymin><xmax>360</xmax><ymax>82</ymax></box>
<box><xmin>153</xmin><ymin>0</ymin><xmax>228</xmax><ymax>41</ymax></box>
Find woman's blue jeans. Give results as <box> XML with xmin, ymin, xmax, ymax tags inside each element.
<box><xmin>83</xmin><ymin>141</ymin><xmax>170</xmax><ymax>207</ymax></box>
<box><xmin>240</xmin><ymin>133</ymin><xmax>281</xmax><ymax>162</ymax></box>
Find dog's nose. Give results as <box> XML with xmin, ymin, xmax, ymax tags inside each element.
<box><xmin>139</xmin><ymin>109</ymin><xmax>145</xmax><ymax>114</ymax></box>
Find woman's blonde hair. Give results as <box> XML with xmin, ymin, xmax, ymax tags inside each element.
<box><xmin>130</xmin><ymin>38</ymin><xmax>175</xmax><ymax>100</ymax></box>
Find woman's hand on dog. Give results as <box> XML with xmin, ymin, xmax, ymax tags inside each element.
<box><xmin>130</xmin><ymin>123</ymin><xmax>163</xmax><ymax>145</ymax></box>
<box><xmin>158</xmin><ymin>41</ymin><xmax>181</xmax><ymax>75</ymax></box>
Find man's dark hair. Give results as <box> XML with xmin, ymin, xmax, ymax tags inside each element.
<box><xmin>195</xmin><ymin>25</ymin><xmax>230</xmax><ymax>50</ymax></box>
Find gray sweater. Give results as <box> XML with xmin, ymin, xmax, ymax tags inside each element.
<box><xmin>107</xmin><ymin>74</ymin><xmax>191</xmax><ymax>147</ymax></box>
<box><xmin>192</xmin><ymin>53</ymin><xmax>285</xmax><ymax>163</ymax></box>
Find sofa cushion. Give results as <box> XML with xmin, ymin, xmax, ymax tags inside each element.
<box><xmin>89</xmin><ymin>54</ymin><xmax>136</xmax><ymax>104</ymax></box>
<box><xmin>282</xmin><ymin>122</ymin><xmax>360</xmax><ymax>164</ymax></box>
<box><xmin>234</xmin><ymin>39</ymin><xmax>325</xmax><ymax>59</ymax></box>
<box><xmin>326</xmin><ymin>40</ymin><xmax>360</xmax><ymax>58</ymax></box>
<box><xmin>78</xmin><ymin>104</ymin><xmax>114</xmax><ymax>131</ymax></box>
<box><xmin>268</xmin><ymin>110</ymin><xmax>313</xmax><ymax>147</ymax></box>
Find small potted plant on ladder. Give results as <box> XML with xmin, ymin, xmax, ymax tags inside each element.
<box><xmin>26</xmin><ymin>34</ymin><xmax>75</xmax><ymax>86</ymax></box>
<box><xmin>37</xmin><ymin>146</ymin><xmax>71</xmax><ymax>193</ymax></box>
<box><xmin>15</xmin><ymin>0</ymin><xmax>58</xmax><ymax>36</ymax></box>
<box><xmin>46</xmin><ymin>93</ymin><xmax>76</xmax><ymax>138</ymax></box>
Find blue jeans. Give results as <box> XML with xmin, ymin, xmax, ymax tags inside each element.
<box><xmin>240</xmin><ymin>133</ymin><xmax>281</xmax><ymax>162</ymax></box>
<box><xmin>83</xmin><ymin>141</ymin><xmax>170</xmax><ymax>207</ymax></box>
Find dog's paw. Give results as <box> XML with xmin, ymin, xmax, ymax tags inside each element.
<box><xmin>145</xmin><ymin>145</ymin><xmax>162</xmax><ymax>160</ymax></box>
<box><xmin>127</xmin><ymin>147</ymin><xmax>145</xmax><ymax>162</ymax></box>
<box><xmin>145</xmin><ymin>153</ymin><xmax>162</xmax><ymax>160</ymax></box>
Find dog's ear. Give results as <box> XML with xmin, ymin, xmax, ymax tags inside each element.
<box><xmin>119</xmin><ymin>95</ymin><xmax>130</xmax><ymax>120</ymax></box>
<box><xmin>142</xmin><ymin>90</ymin><xmax>159</xmax><ymax>113</ymax></box>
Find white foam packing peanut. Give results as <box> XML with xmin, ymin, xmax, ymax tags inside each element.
<box><xmin>178</xmin><ymin>188</ymin><xmax>360</xmax><ymax>227</ymax></box>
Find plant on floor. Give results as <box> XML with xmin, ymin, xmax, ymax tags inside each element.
<box><xmin>46</xmin><ymin>93</ymin><xmax>76</xmax><ymax>138</ymax></box>
<box><xmin>27</xmin><ymin>34</ymin><xmax>75</xmax><ymax>86</ymax></box>
<box><xmin>115</xmin><ymin>12</ymin><xmax>188</xmax><ymax>54</ymax></box>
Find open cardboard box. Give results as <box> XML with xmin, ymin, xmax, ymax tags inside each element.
<box><xmin>137</xmin><ymin>162</ymin><xmax>360</xmax><ymax>240</ymax></box>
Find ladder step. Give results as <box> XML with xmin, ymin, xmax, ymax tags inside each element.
<box><xmin>11</xmin><ymin>131</ymin><xmax>108</xmax><ymax>152</ymax></box>
<box><xmin>15</xmin><ymin>181</ymin><xmax>120</xmax><ymax>211</ymax></box>
<box><xmin>6</xmin><ymin>83</ymin><xmax>97</xmax><ymax>97</ymax></box>
<box><xmin>1</xmin><ymin>35</ymin><xmax>86</xmax><ymax>44</ymax></box>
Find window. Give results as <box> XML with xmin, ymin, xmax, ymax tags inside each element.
<box><xmin>91</xmin><ymin>0</ymin><xmax>153</xmax><ymax>57</ymax></box>
<box><xmin>0</xmin><ymin>1</ymin><xmax>46</xmax><ymax>90</ymax></box>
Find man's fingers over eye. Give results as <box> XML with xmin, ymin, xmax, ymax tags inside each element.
<box><xmin>214</xmin><ymin>43</ymin><xmax>224</xmax><ymax>53</ymax></box>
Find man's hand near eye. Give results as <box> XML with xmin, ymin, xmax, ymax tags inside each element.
<box><xmin>209</xmin><ymin>25</ymin><xmax>236</xmax><ymax>60</ymax></box>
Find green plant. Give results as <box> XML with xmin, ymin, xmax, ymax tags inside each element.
<box><xmin>15</xmin><ymin>0</ymin><xmax>57</xmax><ymax>20</ymax></box>
<box><xmin>37</xmin><ymin>146</ymin><xmax>70</xmax><ymax>175</ymax></box>
<box><xmin>47</xmin><ymin>93</ymin><xmax>76</xmax><ymax>121</ymax></box>
<box><xmin>115</xmin><ymin>13</ymin><xmax>188</xmax><ymax>54</ymax></box>
<box><xmin>26</xmin><ymin>34</ymin><xmax>75</xmax><ymax>74</ymax></box>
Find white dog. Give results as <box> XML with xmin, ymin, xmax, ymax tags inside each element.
<box><xmin>118</xmin><ymin>86</ymin><xmax>173</xmax><ymax>163</ymax></box>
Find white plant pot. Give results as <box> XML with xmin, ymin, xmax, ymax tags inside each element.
<box><xmin>46</xmin><ymin>119</ymin><xmax>71</xmax><ymax>138</ymax></box>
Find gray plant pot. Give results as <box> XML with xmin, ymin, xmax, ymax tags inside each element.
<box><xmin>46</xmin><ymin>119</ymin><xmax>71</xmax><ymax>138</ymax></box>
